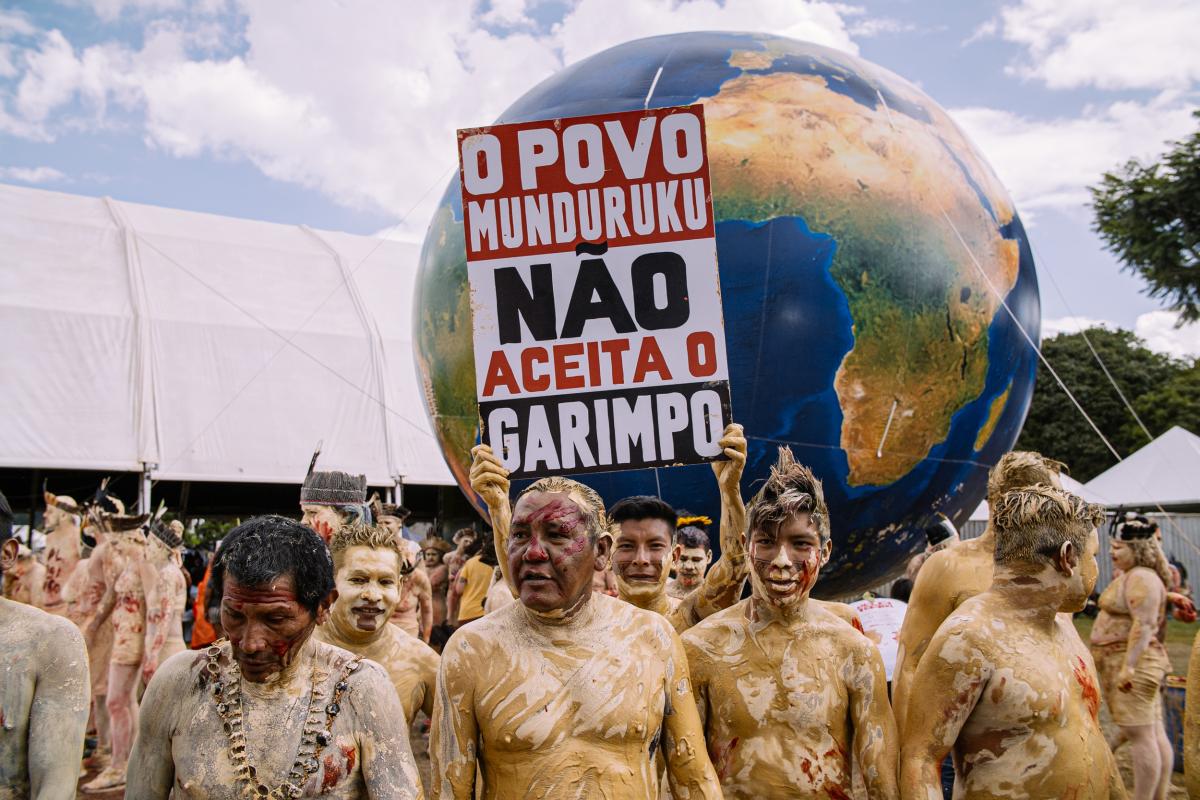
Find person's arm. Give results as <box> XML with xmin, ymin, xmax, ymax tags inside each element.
<box><xmin>28</xmin><ymin>564</ymin><xmax>46</xmax><ymax>608</ymax></box>
<box><xmin>430</xmin><ymin>639</ymin><xmax>479</xmax><ymax>799</ymax></box>
<box><xmin>414</xmin><ymin>569</ymin><xmax>433</xmax><ymax>642</ymax></box>
<box><xmin>28</xmin><ymin>617</ymin><xmax>90</xmax><ymax>799</ymax></box>
<box><xmin>1185</xmin><ymin>629</ymin><xmax>1200</xmax><ymax>799</ymax></box>
<box><xmin>848</xmin><ymin>640</ymin><xmax>899</xmax><ymax>800</ymax></box>
<box><xmin>447</xmin><ymin>570</ymin><xmax>467</xmax><ymax>627</ymax></box>
<box><xmin>891</xmin><ymin>553</ymin><xmax>956</xmax><ymax>735</ymax></box>
<box><xmin>82</xmin><ymin>550</ymin><xmax>118</xmax><ymax>644</ymax></box>
<box><xmin>353</xmin><ymin>662</ymin><xmax>424</xmax><ymax>799</ymax></box>
<box><xmin>421</xmin><ymin>650</ymin><xmax>440</xmax><ymax>722</ymax></box>
<box><xmin>140</xmin><ymin>562</ymin><xmax>173</xmax><ymax>685</ymax></box>
<box><xmin>1119</xmin><ymin>569</ymin><xmax>1166</xmax><ymax>691</ymax></box>
<box><xmin>673</xmin><ymin>424</ymin><xmax>747</xmax><ymax>629</ymax></box>
<box><xmin>469</xmin><ymin>444</ymin><xmax>512</xmax><ymax>589</ymax></box>
<box><xmin>661</xmin><ymin>627</ymin><xmax>723</xmax><ymax>797</ymax></box>
<box><xmin>899</xmin><ymin>623</ymin><xmax>989</xmax><ymax>800</ymax></box>
<box><xmin>125</xmin><ymin>651</ymin><xmax>184</xmax><ymax>798</ymax></box>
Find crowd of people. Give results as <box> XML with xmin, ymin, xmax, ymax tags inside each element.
<box><xmin>0</xmin><ymin>423</ymin><xmax>1197</xmax><ymax>799</ymax></box>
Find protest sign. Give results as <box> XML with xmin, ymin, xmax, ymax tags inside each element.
<box><xmin>458</xmin><ymin>104</ymin><xmax>731</xmax><ymax>479</ymax></box>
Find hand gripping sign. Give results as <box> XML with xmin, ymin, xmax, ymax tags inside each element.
<box><xmin>458</xmin><ymin>104</ymin><xmax>732</xmax><ymax>480</ymax></box>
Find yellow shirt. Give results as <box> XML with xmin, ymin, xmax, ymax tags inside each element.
<box><xmin>457</xmin><ymin>556</ymin><xmax>493</xmax><ymax>623</ymax></box>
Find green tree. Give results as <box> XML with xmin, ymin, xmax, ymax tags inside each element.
<box><xmin>1016</xmin><ymin>328</ymin><xmax>1183</xmax><ymax>480</ymax></box>
<box><xmin>1091</xmin><ymin>110</ymin><xmax>1200</xmax><ymax>320</ymax></box>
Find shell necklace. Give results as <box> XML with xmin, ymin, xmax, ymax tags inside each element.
<box><xmin>205</xmin><ymin>640</ymin><xmax>361</xmax><ymax>799</ymax></box>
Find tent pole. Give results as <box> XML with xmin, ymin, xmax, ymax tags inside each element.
<box><xmin>138</xmin><ymin>463</ymin><xmax>155</xmax><ymax>515</ymax></box>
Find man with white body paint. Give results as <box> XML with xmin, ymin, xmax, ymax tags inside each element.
<box><xmin>437</xmin><ymin>467</ymin><xmax>722</xmax><ymax>799</ymax></box>
<box><xmin>682</xmin><ymin>447</ymin><xmax>898</xmax><ymax>800</ymax></box>
<box><xmin>900</xmin><ymin>485</ymin><xmax>1123</xmax><ymax>800</ymax></box>
<box><xmin>39</xmin><ymin>488</ymin><xmax>82</xmax><ymax>616</ymax></box>
<box><xmin>0</xmin><ymin>489</ymin><xmax>91</xmax><ymax>800</ymax></box>
<box><xmin>667</xmin><ymin>518</ymin><xmax>713</xmax><ymax>600</ymax></box>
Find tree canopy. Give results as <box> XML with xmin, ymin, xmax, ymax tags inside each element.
<box><xmin>1016</xmin><ymin>327</ymin><xmax>1198</xmax><ymax>481</ymax></box>
<box><xmin>1091</xmin><ymin>110</ymin><xmax>1200</xmax><ymax>320</ymax></box>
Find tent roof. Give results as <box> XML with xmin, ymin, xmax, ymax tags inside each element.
<box><xmin>0</xmin><ymin>182</ymin><xmax>454</xmax><ymax>486</ymax></box>
<box><xmin>1084</xmin><ymin>426</ymin><xmax>1200</xmax><ymax>510</ymax></box>
<box><xmin>968</xmin><ymin>473</ymin><xmax>1110</xmax><ymax>522</ymax></box>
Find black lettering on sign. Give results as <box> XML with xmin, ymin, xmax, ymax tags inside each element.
<box><xmin>560</xmin><ymin>258</ymin><xmax>636</xmax><ymax>339</ymax></box>
<box><xmin>631</xmin><ymin>251</ymin><xmax>690</xmax><ymax>330</ymax></box>
<box><xmin>495</xmin><ymin>263</ymin><xmax>556</xmax><ymax>345</ymax></box>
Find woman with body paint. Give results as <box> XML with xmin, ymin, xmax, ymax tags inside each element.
<box><xmin>438</xmin><ymin>464</ymin><xmax>722</xmax><ymax>799</ymax></box>
<box><xmin>682</xmin><ymin>447</ymin><xmax>898</xmax><ymax>800</ymax></box>
<box><xmin>901</xmin><ymin>485</ymin><xmax>1121</xmax><ymax>800</ymax></box>
<box><xmin>127</xmin><ymin>515</ymin><xmax>422</xmax><ymax>799</ymax></box>
<box><xmin>1091</xmin><ymin>515</ymin><xmax>1175</xmax><ymax>800</ymax></box>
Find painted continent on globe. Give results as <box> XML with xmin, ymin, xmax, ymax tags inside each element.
<box><xmin>415</xmin><ymin>32</ymin><xmax>1039</xmax><ymax>595</ymax></box>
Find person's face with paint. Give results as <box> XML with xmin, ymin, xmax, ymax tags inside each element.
<box><xmin>747</xmin><ymin>513</ymin><xmax>829</xmax><ymax>609</ymax></box>
<box><xmin>1061</xmin><ymin>528</ymin><xmax>1100</xmax><ymax>613</ymax></box>
<box><xmin>332</xmin><ymin>545</ymin><xmax>400</xmax><ymax>634</ymax></box>
<box><xmin>508</xmin><ymin>490</ymin><xmax>606</xmax><ymax>614</ymax></box>
<box><xmin>423</xmin><ymin>547</ymin><xmax>442</xmax><ymax>569</ymax></box>
<box><xmin>43</xmin><ymin>503</ymin><xmax>69</xmax><ymax>533</ymax></box>
<box><xmin>611</xmin><ymin>519</ymin><xmax>674</xmax><ymax>591</ymax></box>
<box><xmin>675</xmin><ymin>546</ymin><xmax>711</xmax><ymax>587</ymax></box>
<box><xmin>1111</xmin><ymin>539</ymin><xmax>1136</xmax><ymax>572</ymax></box>
<box><xmin>300</xmin><ymin>504</ymin><xmax>344</xmax><ymax>543</ymax></box>
<box><xmin>377</xmin><ymin>514</ymin><xmax>402</xmax><ymax>537</ymax></box>
<box><xmin>221</xmin><ymin>573</ymin><xmax>333</xmax><ymax>682</ymax></box>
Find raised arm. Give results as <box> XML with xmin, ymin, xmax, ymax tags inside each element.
<box><xmin>848</xmin><ymin>640</ymin><xmax>899</xmax><ymax>800</ymax></box>
<box><xmin>661</xmin><ymin>628</ymin><xmax>723</xmax><ymax>798</ymax></box>
<box><xmin>891</xmin><ymin>552</ymin><xmax>956</xmax><ymax>734</ymax></box>
<box><xmin>28</xmin><ymin>617</ymin><xmax>90</xmax><ymax>800</ymax></box>
<box><xmin>125</xmin><ymin>656</ymin><xmax>181</xmax><ymax>799</ymax></box>
<box><xmin>430</xmin><ymin>640</ymin><xmax>479</xmax><ymax>799</ymax></box>
<box><xmin>899</xmin><ymin>623</ymin><xmax>989</xmax><ymax>800</ymax></box>
<box><xmin>469</xmin><ymin>444</ymin><xmax>512</xmax><ymax>589</ymax></box>
<box><xmin>674</xmin><ymin>424</ymin><xmax>747</xmax><ymax>628</ymax></box>
<box><xmin>1120</xmin><ymin>569</ymin><xmax>1166</xmax><ymax>691</ymax></box>
<box><xmin>354</xmin><ymin>662</ymin><xmax>424</xmax><ymax>799</ymax></box>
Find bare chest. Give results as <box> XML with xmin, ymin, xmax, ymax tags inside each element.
<box><xmin>0</xmin><ymin>643</ymin><xmax>35</xmax><ymax>791</ymax></box>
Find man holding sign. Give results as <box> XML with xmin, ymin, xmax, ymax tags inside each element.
<box><xmin>459</xmin><ymin>104</ymin><xmax>732</xmax><ymax>480</ymax></box>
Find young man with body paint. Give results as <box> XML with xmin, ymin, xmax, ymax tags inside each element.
<box><xmin>39</xmin><ymin>487</ymin><xmax>82</xmax><ymax>616</ymax></box>
<box><xmin>891</xmin><ymin>451</ymin><xmax>1066</xmax><ymax>735</ymax></box>
<box><xmin>127</xmin><ymin>515</ymin><xmax>422</xmax><ymax>800</ymax></box>
<box><xmin>314</xmin><ymin>522</ymin><xmax>440</xmax><ymax>728</ymax></box>
<box><xmin>1090</xmin><ymin>516</ymin><xmax>1174</xmax><ymax>800</ymax></box>
<box><xmin>433</xmin><ymin>473</ymin><xmax>722</xmax><ymax>799</ymax></box>
<box><xmin>682</xmin><ymin>447</ymin><xmax>898</xmax><ymax>800</ymax></box>
<box><xmin>900</xmin><ymin>485</ymin><xmax>1121</xmax><ymax>800</ymax></box>
<box><xmin>138</xmin><ymin>520</ymin><xmax>189</xmax><ymax>687</ymax></box>
<box><xmin>667</xmin><ymin>519</ymin><xmax>713</xmax><ymax>599</ymax></box>
<box><xmin>0</xmin><ymin>489</ymin><xmax>91</xmax><ymax>800</ymax></box>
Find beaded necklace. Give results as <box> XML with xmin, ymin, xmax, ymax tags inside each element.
<box><xmin>204</xmin><ymin>640</ymin><xmax>361</xmax><ymax>799</ymax></box>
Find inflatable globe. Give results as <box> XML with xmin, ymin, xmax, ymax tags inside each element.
<box><xmin>415</xmin><ymin>32</ymin><xmax>1040</xmax><ymax>596</ymax></box>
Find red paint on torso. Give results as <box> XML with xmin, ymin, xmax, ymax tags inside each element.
<box><xmin>1072</xmin><ymin>656</ymin><xmax>1101</xmax><ymax>722</ymax></box>
<box><xmin>321</xmin><ymin>754</ymin><xmax>342</xmax><ymax>792</ymax></box>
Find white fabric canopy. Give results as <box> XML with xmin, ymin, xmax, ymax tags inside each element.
<box><xmin>0</xmin><ymin>182</ymin><xmax>453</xmax><ymax>486</ymax></box>
<box><xmin>1084</xmin><ymin>426</ymin><xmax>1200</xmax><ymax>510</ymax></box>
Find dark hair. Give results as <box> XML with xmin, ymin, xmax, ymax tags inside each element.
<box><xmin>479</xmin><ymin>532</ymin><xmax>498</xmax><ymax>567</ymax></box>
<box><xmin>464</xmin><ymin>534</ymin><xmax>484</xmax><ymax>559</ymax></box>
<box><xmin>890</xmin><ymin>578</ymin><xmax>913</xmax><ymax>603</ymax></box>
<box><xmin>609</xmin><ymin>496</ymin><xmax>677</xmax><ymax>537</ymax></box>
<box><xmin>0</xmin><ymin>489</ymin><xmax>12</xmax><ymax>544</ymax></box>
<box><xmin>211</xmin><ymin>515</ymin><xmax>335</xmax><ymax>614</ymax></box>
<box><xmin>677</xmin><ymin>526</ymin><xmax>710</xmax><ymax>551</ymax></box>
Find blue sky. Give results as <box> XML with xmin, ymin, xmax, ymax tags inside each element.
<box><xmin>2</xmin><ymin>0</ymin><xmax>1198</xmax><ymax>354</ymax></box>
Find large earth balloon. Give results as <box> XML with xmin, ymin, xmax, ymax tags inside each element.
<box><xmin>415</xmin><ymin>32</ymin><xmax>1040</xmax><ymax>596</ymax></box>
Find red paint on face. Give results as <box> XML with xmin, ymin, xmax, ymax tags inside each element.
<box><xmin>552</xmin><ymin>533</ymin><xmax>587</xmax><ymax>566</ymax></box>
<box><xmin>221</xmin><ymin>575</ymin><xmax>317</xmax><ymax>682</ymax></box>
<box><xmin>1072</xmin><ymin>656</ymin><xmax>1101</xmax><ymax>722</ymax></box>
<box><xmin>508</xmin><ymin>492</ymin><xmax>597</xmax><ymax>614</ymax></box>
<box><xmin>520</xmin><ymin>499</ymin><xmax>585</xmax><ymax>534</ymax></box>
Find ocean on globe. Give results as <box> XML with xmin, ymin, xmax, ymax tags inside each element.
<box><xmin>415</xmin><ymin>32</ymin><xmax>1040</xmax><ymax>596</ymax></box>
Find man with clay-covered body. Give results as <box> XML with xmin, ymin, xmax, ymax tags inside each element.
<box><xmin>139</xmin><ymin>520</ymin><xmax>189</xmax><ymax>687</ymax></box>
<box><xmin>79</xmin><ymin>494</ymin><xmax>149</xmax><ymax>793</ymax></box>
<box><xmin>390</xmin><ymin>559</ymin><xmax>433</xmax><ymax>642</ymax></box>
<box><xmin>0</xmin><ymin>489</ymin><xmax>91</xmax><ymax>800</ymax></box>
<box><xmin>900</xmin><ymin>485</ymin><xmax>1123</xmax><ymax>800</ymax></box>
<box><xmin>683</xmin><ymin>447</ymin><xmax>898</xmax><ymax>800</ymax></box>
<box><xmin>667</xmin><ymin>518</ymin><xmax>713</xmax><ymax>600</ymax></box>
<box><xmin>39</xmin><ymin>488</ymin><xmax>82</xmax><ymax>616</ymax></box>
<box><xmin>892</xmin><ymin>451</ymin><xmax>1065</xmax><ymax>734</ymax></box>
<box><xmin>300</xmin><ymin>455</ymin><xmax>370</xmax><ymax>544</ymax></box>
<box><xmin>434</xmin><ymin>469</ymin><xmax>723</xmax><ymax>799</ymax></box>
<box><xmin>314</xmin><ymin>522</ymin><xmax>440</xmax><ymax>728</ymax></box>
<box><xmin>422</xmin><ymin>538</ymin><xmax>452</xmax><ymax>628</ymax></box>
<box><xmin>128</xmin><ymin>515</ymin><xmax>422</xmax><ymax>799</ymax></box>
<box><xmin>1090</xmin><ymin>516</ymin><xmax>1174</xmax><ymax>800</ymax></box>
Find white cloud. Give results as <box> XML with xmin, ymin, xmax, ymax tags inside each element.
<box><xmin>82</xmin><ymin>0</ymin><xmax>185</xmax><ymax>23</ymax></box>
<box><xmin>848</xmin><ymin>17</ymin><xmax>917</xmax><ymax>38</ymax></box>
<box><xmin>995</xmin><ymin>0</ymin><xmax>1200</xmax><ymax>90</ymax></box>
<box><xmin>0</xmin><ymin>164</ymin><xmax>67</xmax><ymax>183</ymax></box>
<box><xmin>950</xmin><ymin>94</ymin><xmax>1198</xmax><ymax>215</ymax></box>
<box><xmin>1135</xmin><ymin>310</ymin><xmax>1200</xmax><ymax>359</ymax></box>
<box><xmin>1042</xmin><ymin>315</ymin><xmax>1112</xmax><ymax>338</ymax></box>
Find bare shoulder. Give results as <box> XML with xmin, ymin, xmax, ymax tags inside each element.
<box><xmin>1</xmin><ymin>599</ymin><xmax>85</xmax><ymax>660</ymax></box>
<box><xmin>148</xmin><ymin>646</ymin><xmax>210</xmax><ymax>697</ymax></box>
<box><xmin>392</xmin><ymin>627</ymin><xmax>440</xmax><ymax>671</ymax></box>
<box><xmin>1126</xmin><ymin>566</ymin><xmax>1166</xmax><ymax>596</ymax></box>
<box><xmin>681</xmin><ymin>599</ymin><xmax>749</xmax><ymax>655</ymax></box>
<box><xmin>596</xmin><ymin>592</ymin><xmax>681</xmax><ymax>647</ymax></box>
<box><xmin>810</xmin><ymin>604</ymin><xmax>873</xmax><ymax>650</ymax></box>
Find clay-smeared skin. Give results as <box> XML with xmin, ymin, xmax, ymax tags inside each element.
<box><xmin>900</xmin><ymin>535</ymin><xmax>1124</xmax><ymax>800</ymax></box>
<box><xmin>126</xmin><ymin>638</ymin><xmax>423</xmax><ymax>799</ymax></box>
<box><xmin>139</xmin><ymin>537</ymin><xmax>188</xmax><ymax>685</ymax></box>
<box><xmin>39</xmin><ymin>503</ymin><xmax>81</xmax><ymax>614</ymax></box>
<box><xmin>431</xmin><ymin>592</ymin><xmax>722</xmax><ymax>799</ymax></box>
<box><xmin>1185</xmin><ymin>633</ymin><xmax>1200</xmax><ymax>797</ymax></box>
<box><xmin>390</xmin><ymin>568</ymin><xmax>434</xmax><ymax>642</ymax></box>
<box><xmin>316</xmin><ymin>545</ymin><xmax>440</xmax><ymax>727</ymax></box>
<box><xmin>0</xmin><ymin>596</ymin><xmax>90</xmax><ymax>800</ymax></box>
<box><xmin>2</xmin><ymin>554</ymin><xmax>45</xmax><ymax>607</ymax></box>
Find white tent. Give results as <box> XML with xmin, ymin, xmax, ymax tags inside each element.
<box><xmin>0</xmin><ymin>183</ymin><xmax>453</xmax><ymax>488</ymax></box>
<box><xmin>1084</xmin><ymin>426</ymin><xmax>1200</xmax><ymax>510</ymax></box>
<box><xmin>968</xmin><ymin>473</ymin><xmax>1109</xmax><ymax>522</ymax></box>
